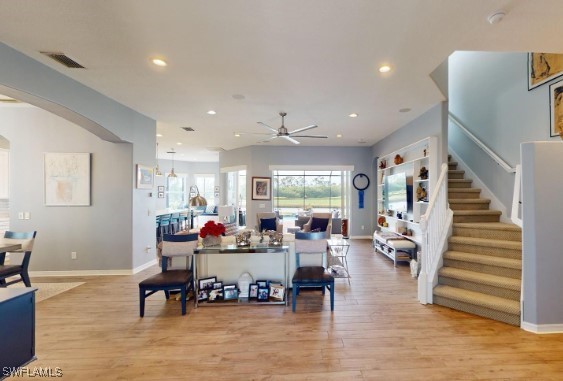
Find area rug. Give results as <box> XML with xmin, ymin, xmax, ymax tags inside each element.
<box><xmin>13</xmin><ymin>282</ymin><xmax>84</xmax><ymax>302</ymax></box>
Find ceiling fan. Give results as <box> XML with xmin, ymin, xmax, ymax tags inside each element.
<box><xmin>239</xmin><ymin>112</ymin><xmax>328</xmax><ymax>145</ymax></box>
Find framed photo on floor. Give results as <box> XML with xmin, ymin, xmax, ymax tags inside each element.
<box><xmin>198</xmin><ymin>276</ymin><xmax>217</xmax><ymax>290</ymax></box>
<box><xmin>269</xmin><ymin>284</ymin><xmax>285</xmax><ymax>301</ymax></box>
<box><xmin>257</xmin><ymin>287</ymin><xmax>269</xmax><ymax>302</ymax></box>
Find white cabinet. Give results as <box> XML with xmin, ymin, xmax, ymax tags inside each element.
<box><xmin>376</xmin><ymin>136</ymin><xmax>437</xmax><ymax>242</ymax></box>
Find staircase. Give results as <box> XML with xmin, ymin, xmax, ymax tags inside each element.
<box><xmin>433</xmin><ymin>156</ymin><xmax>522</xmax><ymax>326</ymax></box>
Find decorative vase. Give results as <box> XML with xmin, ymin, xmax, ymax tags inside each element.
<box><xmin>202</xmin><ymin>235</ymin><xmax>222</xmax><ymax>247</ymax></box>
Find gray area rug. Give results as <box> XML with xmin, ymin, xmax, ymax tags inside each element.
<box><xmin>13</xmin><ymin>282</ymin><xmax>84</xmax><ymax>302</ymax></box>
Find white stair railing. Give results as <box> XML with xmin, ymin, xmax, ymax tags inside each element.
<box><xmin>448</xmin><ymin>113</ymin><xmax>521</xmax><ymax>227</ymax></box>
<box><xmin>418</xmin><ymin>163</ymin><xmax>452</xmax><ymax>304</ymax></box>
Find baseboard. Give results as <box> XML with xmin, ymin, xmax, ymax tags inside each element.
<box><xmin>521</xmin><ymin>321</ymin><xmax>563</xmax><ymax>334</ymax></box>
<box><xmin>448</xmin><ymin>149</ymin><xmax>510</xmax><ymax>222</ymax></box>
<box><xmin>29</xmin><ymin>259</ymin><xmax>157</xmax><ymax>277</ymax></box>
<box><xmin>133</xmin><ymin>259</ymin><xmax>157</xmax><ymax>274</ymax></box>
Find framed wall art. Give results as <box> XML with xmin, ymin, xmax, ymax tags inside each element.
<box><xmin>136</xmin><ymin>164</ymin><xmax>154</xmax><ymax>189</ymax></box>
<box><xmin>44</xmin><ymin>152</ymin><xmax>91</xmax><ymax>206</ymax></box>
<box><xmin>549</xmin><ymin>78</ymin><xmax>563</xmax><ymax>137</ymax></box>
<box><xmin>528</xmin><ymin>53</ymin><xmax>563</xmax><ymax>90</ymax></box>
<box><xmin>252</xmin><ymin>177</ymin><xmax>271</xmax><ymax>200</ymax></box>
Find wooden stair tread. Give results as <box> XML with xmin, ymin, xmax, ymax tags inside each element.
<box><xmin>453</xmin><ymin>210</ymin><xmax>502</xmax><ymax>216</ymax></box>
<box><xmin>449</xmin><ymin>198</ymin><xmax>491</xmax><ymax>204</ymax></box>
<box><xmin>448</xmin><ymin>179</ymin><xmax>472</xmax><ymax>183</ymax></box>
<box><xmin>439</xmin><ymin>267</ymin><xmax>521</xmax><ymax>291</ymax></box>
<box><xmin>449</xmin><ymin>235</ymin><xmax>521</xmax><ymax>250</ymax></box>
<box><xmin>444</xmin><ymin>251</ymin><xmax>522</xmax><ymax>269</ymax></box>
<box><xmin>448</xmin><ymin>188</ymin><xmax>481</xmax><ymax>193</ymax></box>
<box><xmin>453</xmin><ymin>222</ymin><xmax>521</xmax><ymax>232</ymax></box>
<box><xmin>434</xmin><ymin>285</ymin><xmax>520</xmax><ymax>315</ymax></box>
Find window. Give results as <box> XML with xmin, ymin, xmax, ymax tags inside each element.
<box><xmin>166</xmin><ymin>175</ymin><xmax>186</xmax><ymax>209</ymax></box>
<box><xmin>273</xmin><ymin>170</ymin><xmax>348</xmax><ymax>220</ymax></box>
<box><xmin>195</xmin><ymin>174</ymin><xmax>215</xmax><ymax>204</ymax></box>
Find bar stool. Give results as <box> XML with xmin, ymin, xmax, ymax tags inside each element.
<box><xmin>158</xmin><ymin>214</ymin><xmax>172</xmax><ymax>241</ymax></box>
<box><xmin>170</xmin><ymin>213</ymin><xmax>180</xmax><ymax>234</ymax></box>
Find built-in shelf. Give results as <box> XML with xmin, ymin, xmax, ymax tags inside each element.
<box><xmin>376</xmin><ymin>136</ymin><xmax>437</xmax><ymax>247</ymax></box>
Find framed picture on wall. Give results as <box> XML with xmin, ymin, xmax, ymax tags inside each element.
<box><xmin>528</xmin><ymin>53</ymin><xmax>563</xmax><ymax>90</ymax></box>
<box><xmin>549</xmin><ymin>78</ymin><xmax>563</xmax><ymax>137</ymax></box>
<box><xmin>45</xmin><ymin>152</ymin><xmax>91</xmax><ymax>206</ymax></box>
<box><xmin>252</xmin><ymin>177</ymin><xmax>271</xmax><ymax>200</ymax></box>
<box><xmin>136</xmin><ymin>164</ymin><xmax>154</xmax><ymax>189</ymax></box>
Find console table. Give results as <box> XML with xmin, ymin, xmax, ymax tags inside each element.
<box><xmin>0</xmin><ymin>288</ymin><xmax>37</xmax><ymax>369</ymax></box>
<box><xmin>194</xmin><ymin>244</ymin><xmax>289</xmax><ymax>307</ymax></box>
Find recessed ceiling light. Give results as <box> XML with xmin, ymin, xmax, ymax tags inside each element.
<box><xmin>151</xmin><ymin>58</ymin><xmax>167</xmax><ymax>67</ymax></box>
<box><xmin>349</xmin><ymin>113</ymin><xmax>358</xmax><ymax>118</ymax></box>
<box><xmin>358</xmin><ymin>139</ymin><xmax>367</xmax><ymax>144</ymax></box>
<box><xmin>336</xmin><ymin>134</ymin><xmax>342</xmax><ymax>138</ymax></box>
<box><xmin>379</xmin><ymin>65</ymin><xmax>391</xmax><ymax>73</ymax></box>
<box><xmin>232</xmin><ymin>94</ymin><xmax>245</xmax><ymax>100</ymax></box>
<box><xmin>176</xmin><ymin>142</ymin><xmax>183</xmax><ymax>146</ymax></box>
<box><xmin>399</xmin><ymin>108</ymin><xmax>411</xmax><ymax>113</ymax></box>
<box><xmin>234</xmin><ymin>133</ymin><xmax>241</xmax><ymax>137</ymax></box>
<box><xmin>487</xmin><ymin>11</ymin><xmax>506</xmax><ymax>25</ymax></box>
<box><xmin>156</xmin><ymin>133</ymin><xmax>163</xmax><ymax>137</ymax></box>
<box><xmin>207</xmin><ymin>110</ymin><xmax>216</xmax><ymax>115</ymax></box>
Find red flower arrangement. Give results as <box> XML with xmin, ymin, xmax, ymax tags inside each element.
<box><xmin>199</xmin><ymin>221</ymin><xmax>226</xmax><ymax>238</ymax></box>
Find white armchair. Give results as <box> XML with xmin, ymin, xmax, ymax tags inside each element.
<box><xmin>256</xmin><ymin>212</ymin><xmax>283</xmax><ymax>233</ymax></box>
<box><xmin>302</xmin><ymin>212</ymin><xmax>332</xmax><ymax>236</ymax></box>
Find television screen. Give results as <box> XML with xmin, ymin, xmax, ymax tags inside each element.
<box><xmin>385</xmin><ymin>172</ymin><xmax>407</xmax><ymax>212</ymax></box>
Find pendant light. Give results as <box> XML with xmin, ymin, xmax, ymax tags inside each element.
<box><xmin>155</xmin><ymin>142</ymin><xmax>163</xmax><ymax>176</ymax></box>
<box><xmin>167</xmin><ymin>149</ymin><xmax>177</xmax><ymax>178</ymax></box>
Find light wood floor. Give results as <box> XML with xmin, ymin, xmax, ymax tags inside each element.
<box><xmin>19</xmin><ymin>240</ymin><xmax>563</xmax><ymax>380</ymax></box>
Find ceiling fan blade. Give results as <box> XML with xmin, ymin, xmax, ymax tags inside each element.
<box><xmin>290</xmin><ymin>135</ymin><xmax>328</xmax><ymax>139</ymax></box>
<box><xmin>257</xmin><ymin>122</ymin><xmax>279</xmax><ymax>133</ymax></box>
<box><xmin>259</xmin><ymin>136</ymin><xmax>278</xmax><ymax>143</ymax></box>
<box><xmin>236</xmin><ymin>131</ymin><xmax>275</xmax><ymax>136</ymax></box>
<box><xmin>288</xmin><ymin>124</ymin><xmax>317</xmax><ymax>134</ymax></box>
<box><xmin>282</xmin><ymin>136</ymin><xmax>300</xmax><ymax>145</ymax></box>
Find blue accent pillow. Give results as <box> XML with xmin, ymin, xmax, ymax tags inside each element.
<box><xmin>310</xmin><ymin>217</ymin><xmax>329</xmax><ymax>232</ymax></box>
<box><xmin>260</xmin><ymin>217</ymin><xmax>277</xmax><ymax>232</ymax></box>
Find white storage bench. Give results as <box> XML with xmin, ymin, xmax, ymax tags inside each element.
<box><xmin>373</xmin><ymin>231</ymin><xmax>417</xmax><ymax>267</ymax></box>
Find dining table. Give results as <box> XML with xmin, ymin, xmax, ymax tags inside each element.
<box><xmin>0</xmin><ymin>241</ymin><xmax>22</xmax><ymax>253</ymax></box>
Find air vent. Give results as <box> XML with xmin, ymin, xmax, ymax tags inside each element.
<box><xmin>41</xmin><ymin>52</ymin><xmax>85</xmax><ymax>68</ymax></box>
<box><xmin>181</xmin><ymin>127</ymin><xmax>195</xmax><ymax>132</ymax></box>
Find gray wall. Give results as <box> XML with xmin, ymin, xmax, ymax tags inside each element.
<box><xmin>521</xmin><ymin>142</ymin><xmax>563</xmax><ymax>326</ymax></box>
<box><xmin>0</xmin><ymin>106</ymin><xmax>133</xmax><ymax>270</ymax></box>
<box><xmin>448</xmin><ymin>51</ymin><xmax>558</xmax><ymax>212</ymax></box>
<box><xmin>0</xmin><ymin>42</ymin><xmax>157</xmax><ymax>271</ymax></box>
<box><xmin>220</xmin><ymin>145</ymin><xmax>373</xmax><ymax>237</ymax></box>
<box><xmin>371</xmin><ymin>102</ymin><xmax>448</xmax><ymax>164</ymax></box>
<box><xmin>371</xmin><ymin>102</ymin><xmax>448</xmax><ymax>230</ymax></box>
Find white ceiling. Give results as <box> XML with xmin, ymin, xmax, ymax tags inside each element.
<box><xmin>1</xmin><ymin>0</ymin><xmax>563</xmax><ymax>162</ymax></box>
